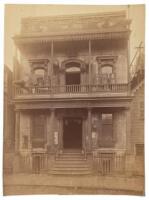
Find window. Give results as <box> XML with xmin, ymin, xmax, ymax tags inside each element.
<box><xmin>100</xmin><ymin>114</ymin><xmax>113</xmax><ymax>147</ymax></box>
<box><xmin>136</xmin><ymin>144</ymin><xmax>144</xmax><ymax>156</ymax></box>
<box><xmin>100</xmin><ymin>65</ymin><xmax>115</xmax><ymax>84</ymax></box>
<box><xmin>34</xmin><ymin>69</ymin><xmax>45</xmax><ymax>86</ymax></box>
<box><xmin>101</xmin><ymin>65</ymin><xmax>113</xmax><ymax>74</ymax></box>
<box><xmin>22</xmin><ymin>136</ymin><xmax>28</xmax><ymax>149</ymax></box>
<box><xmin>34</xmin><ymin>69</ymin><xmax>45</xmax><ymax>76</ymax></box>
<box><xmin>139</xmin><ymin>101</ymin><xmax>144</xmax><ymax>119</ymax></box>
<box><xmin>32</xmin><ymin>114</ymin><xmax>45</xmax><ymax>148</ymax></box>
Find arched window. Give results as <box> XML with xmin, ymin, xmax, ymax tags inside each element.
<box><xmin>34</xmin><ymin>68</ymin><xmax>45</xmax><ymax>86</ymax></box>
<box><xmin>65</xmin><ymin>62</ymin><xmax>81</xmax><ymax>85</ymax></box>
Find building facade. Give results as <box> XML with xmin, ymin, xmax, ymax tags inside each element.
<box><xmin>4</xmin><ymin>66</ymin><xmax>15</xmax><ymax>173</ymax></box>
<box><xmin>11</xmin><ymin>11</ymin><xmax>140</xmax><ymax>176</ymax></box>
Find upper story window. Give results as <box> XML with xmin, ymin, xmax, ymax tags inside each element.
<box><xmin>65</xmin><ymin>62</ymin><xmax>81</xmax><ymax>86</ymax></box>
<box><xmin>96</xmin><ymin>56</ymin><xmax>117</xmax><ymax>84</ymax></box>
<box><xmin>101</xmin><ymin>65</ymin><xmax>113</xmax><ymax>74</ymax></box>
<box><xmin>29</xmin><ymin>59</ymin><xmax>49</xmax><ymax>87</ymax></box>
<box><xmin>33</xmin><ymin>68</ymin><xmax>45</xmax><ymax>86</ymax></box>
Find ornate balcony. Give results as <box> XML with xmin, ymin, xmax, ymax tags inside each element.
<box><xmin>15</xmin><ymin>83</ymin><xmax>129</xmax><ymax>99</ymax></box>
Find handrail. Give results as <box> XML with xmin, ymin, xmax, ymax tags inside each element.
<box><xmin>15</xmin><ymin>83</ymin><xmax>128</xmax><ymax>96</ymax></box>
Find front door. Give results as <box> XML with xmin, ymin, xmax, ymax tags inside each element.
<box><xmin>63</xmin><ymin>117</ymin><xmax>82</xmax><ymax>149</ymax></box>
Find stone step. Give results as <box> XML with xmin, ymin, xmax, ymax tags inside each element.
<box><xmin>59</xmin><ymin>152</ymin><xmax>84</xmax><ymax>155</ymax></box>
<box><xmin>51</xmin><ymin>151</ymin><xmax>91</xmax><ymax>175</ymax></box>
<box><xmin>52</xmin><ymin>165</ymin><xmax>91</xmax><ymax>169</ymax></box>
<box><xmin>54</xmin><ymin>162</ymin><xmax>89</xmax><ymax>166</ymax></box>
<box><xmin>55</xmin><ymin>159</ymin><xmax>87</xmax><ymax>163</ymax></box>
<box><xmin>50</xmin><ymin>170</ymin><xmax>92</xmax><ymax>175</ymax></box>
<box><xmin>58</xmin><ymin>154</ymin><xmax>85</xmax><ymax>158</ymax></box>
<box><xmin>56</xmin><ymin>156</ymin><xmax>86</xmax><ymax>159</ymax></box>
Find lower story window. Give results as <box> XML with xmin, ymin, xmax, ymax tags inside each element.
<box><xmin>99</xmin><ymin>113</ymin><xmax>113</xmax><ymax>147</ymax></box>
<box><xmin>32</xmin><ymin>114</ymin><xmax>45</xmax><ymax>148</ymax></box>
<box><xmin>135</xmin><ymin>144</ymin><xmax>144</xmax><ymax>156</ymax></box>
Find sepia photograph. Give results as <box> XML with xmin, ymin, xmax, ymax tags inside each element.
<box><xmin>3</xmin><ymin>3</ymin><xmax>145</xmax><ymax>196</ymax></box>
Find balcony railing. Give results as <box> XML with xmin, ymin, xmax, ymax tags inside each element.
<box><xmin>15</xmin><ymin>83</ymin><xmax>128</xmax><ymax>96</ymax></box>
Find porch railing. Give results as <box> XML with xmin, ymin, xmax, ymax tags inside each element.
<box><xmin>15</xmin><ymin>83</ymin><xmax>128</xmax><ymax>96</ymax></box>
<box><xmin>93</xmin><ymin>150</ymin><xmax>126</xmax><ymax>175</ymax></box>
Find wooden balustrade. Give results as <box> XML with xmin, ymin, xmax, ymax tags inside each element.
<box><xmin>93</xmin><ymin>151</ymin><xmax>125</xmax><ymax>175</ymax></box>
<box><xmin>15</xmin><ymin>83</ymin><xmax>128</xmax><ymax>96</ymax></box>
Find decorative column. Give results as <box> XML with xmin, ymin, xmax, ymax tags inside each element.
<box><xmin>13</xmin><ymin>110</ymin><xmax>20</xmax><ymax>173</ymax></box>
<box><xmin>51</xmin><ymin>41</ymin><xmax>54</xmax><ymax>87</ymax></box>
<box><xmin>92</xmin><ymin>113</ymin><xmax>100</xmax><ymax>149</ymax></box>
<box><xmin>59</xmin><ymin>70</ymin><xmax>65</xmax><ymax>93</ymax></box>
<box><xmin>50</xmin><ymin>108</ymin><xmax>55</xmax><ymax>151</ymax></box>
<box><xmin>125</xmin><ymin>107</ymin><xmax>134</xmax><ymax>175</ymax></box>
<box><xmin>58</xmin><ymin>116</ymin><xmax>63</xmax><ymax>150</ymax></box>
<box><xmin>88</xmin><ymin>40</ymin><xmax>92</xmax><ymax>88</ymax></box>
<box><xmin>125</xmin><ymin>108</ymin><xmax>132</xmax><ymax>153</ymax></box>
<box><xmin>87</xmin><ymin>108</ymin><xmax>92</xmax><ymax>151</ymax></box>
<box><xmin>15</xmin><ymin>110</ymin><xmax>20</xmax><ymax>152</ymax></box>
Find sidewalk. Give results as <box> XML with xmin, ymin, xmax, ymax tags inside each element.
<box><xmin>3</xmin><ymin>174</ymin><xmax>145</xmax><ymax>195</ymax></box>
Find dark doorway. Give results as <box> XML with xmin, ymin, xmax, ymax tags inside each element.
<box><xmin>66</xmin><ymin>72</ymin><xmax>80</xmax><ymax>85</ymax></box>
<box><xmin>63</xmin><ymin>117</ymin><xmax>82</xmax><ymax>149</ymax></box>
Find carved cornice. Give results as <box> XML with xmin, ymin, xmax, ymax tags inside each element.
<box><xmin>96</xmin><ymin>55</ymin><xmax>117</xmax><ymax>65</ymax></box>
<box><xmin>20</xmin><ymin>11</ymin><xmax>130</xmax><ymax>36</ymax></box>
<box><xmin>29</xmin><ymin>58</ymin><xmax>49</xmax><ymax>72</ymax></box>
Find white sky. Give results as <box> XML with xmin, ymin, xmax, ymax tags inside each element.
<box><xmin>4</xmin><ymin>4</ymin><xmax>145</xmax><ymax>70</ymax></box>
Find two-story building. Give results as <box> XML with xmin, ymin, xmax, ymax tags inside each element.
<box><xmin>12</xmin><ymin>11</ymin><xmax>133</xmax><ymax>175</ymax></box>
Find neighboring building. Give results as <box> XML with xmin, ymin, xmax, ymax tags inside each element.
<box><xmin>10</xmin><ymin>10</ymin><xmax>143</xmax><ymax>178</ymax></box>
<box><xmin>130</xmin><ymin>47</ymin><xmax>144</xmax><ymax>176</ymax></box>
<box><xmin>3</xmin><ymin>65</ymin><xmax>15</xmax><ymax>173</ymax></box>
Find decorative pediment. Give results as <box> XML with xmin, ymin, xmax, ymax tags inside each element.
<box><xmin>60</xmin><ymin>58</ymin><xmax>87</xmax><ymax>73</ymax></box>
<box><xmin>96</xmin><ymin>55</ymin><xmax>117</xmax><ymax>67</ymax></box>
<box><xmin>29</xmin><ymin>59</ymin><xmax>49</xmax><ymax>72</ymax></box>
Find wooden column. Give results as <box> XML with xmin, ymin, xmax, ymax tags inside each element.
<box><xmin>13</xmin><ymin>110</ymin><xmax>21</xmax><ymax>173</ymax></box>
<box><xmin>88</xmin><ymin>40</ymin><xmax>92</xmax><ymax>86</ymax></box>
<box><xmin>126</xmin><ymin>108</ymin><xmax>132</xmax><ymax>153</ymax></box>
<box><xmin>58</xmin><ymin>117</ymin><xmax>63</xmax><ymax>150</ymax></box>
<box><xmin>15</xmin><ymin>110</ymin><xmax>20</xmax><ymax>153</ymax></box>
<box><xmin>87</xmin><ymin>108</ymin><xmax>92</xmax><ymax>151</ymax></box>
<box><xmin>50</xmin><ymin>108</ymin><xmax>55</xmax><ymax>151</ymax></box>
<box><xmin>51</xmin><ymin>41</ymin><xmax>54</xmax><ymax>86</ymax></box>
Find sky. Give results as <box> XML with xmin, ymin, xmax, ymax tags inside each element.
<box><xmin>4</xmin><ymin>4</ymin><xmax>145</xmax><ymax>71</ymax></box>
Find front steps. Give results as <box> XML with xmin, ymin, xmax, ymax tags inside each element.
<box><xmin>50</xmin><ymin>149</ymin><xmax>92</xmax><ymax>175</ymax></box>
